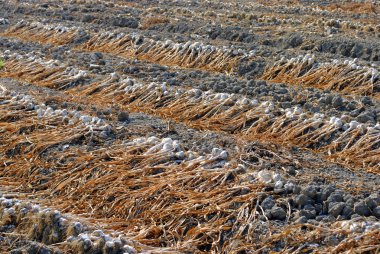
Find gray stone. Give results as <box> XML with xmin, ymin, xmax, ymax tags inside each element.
<box><xmin>328</xmin><ymin>202</ymin><xmax>345</xmax><ymax>217</ymax></box>
<box><xmin>366</xmin><ymin>198</ymin><xmax>377</xmax><ymax>209</ymax></box>
<box><xmin>325</xmin><ymin>95</ymin><xmax>333</xmax><ymax>105</ymax></box>
<box><xmin>354</xmin><ymin>201</ymin><xmax>371</xmax><ymax>216</ymax></box>
<box><xmin>314</xmin><ymin>203</ymin><xmax>323</xmax><ymax>214</ymax></box>
<box><xmin>286</xmin><ymin>166</ymin><xmax>296</xmax><ymax>175</ymax></box>
<box><xmin>327</xmin><ymin>192</ymin><xmax>343</xmax><ymax>205</ymax></box>
<box><xmin>342</xmin><ymin>206</ymin><xmax>353</xmax><ymax>218</ymax></box>
<box><xmin>322</xmin><ymin>215</ymin><xmax>336</xmax><ymax>223</ymax></box>
<box><xmin>292</xmin><ymin>185</ymin><xmax>302</xmax><ymax>194</ymax></box>
<box><xmin>303</xmin><ymin>204</ymin><xmax>315</xmax><ymax>211</ymax></box>
<box><xmin>373</xmin><ymin>206</ymin><xmax>380</xmax><ymax>219</ymax></box>
<box><xmin>351</xmin><ymin>213</ymin><xmax>362</xmax><ymax>219</ymax></box>
<box><xmin>281</xmin><ymin>102</ymin><xmax>292</xmax><ymax>109</ymax></box>
<box><xmin>321</xmin><ymin>185</ymin><xmax>336</xmax><ymax>201</ymax></box>
<box><xmin>91</xmin><ymin>52</ymin><xmax>103</xmax><ymax>61</ymax></box>
<box><xmin>294</xmin><ymin>216</ymin><xmax>307</xmax><ymax>224</ymax></box>
<box><xmin>270</xmin><ymin>206</ymin><xmax>287</xmax><ymax>220</ymax></box>
<box><xmin>261</xmin><ymin>196</ymin><xmax>275</xmax><ymax>210</ymax></box>
<box><xmin>316</xmin><ymin>215</ymin><xmax>326</xmax><ymax>221</ymax></box>
<box><xmin>277</xmin><ymin>88</ymin><xmax>288</xmax><ymax>94</ymax></box>
<box><xmin>332</xmin><ymin>96</ymin><xmax>343</xmax><ymax>108</ymax></box>
<box><xmin>112</xmin><ymin>17</ymin><xmax>139</xmax><ymax>28</ymax></box>
<box><xmin>285</xmin><ymin>34</ymin><xmax>303</xmax><ymax>48</ymax></box>
<box><xmin>117</xmin><ymin>111</ymin><xmax>129</xmax><ymax>122</ymax></box>
<box><xmin>350</xmin><ymin>109</ymin><xmax>361</xmax><ymax>117</ymax></box>
<box><xmin>357</xmin><ymin>112</ymin><xmax>375</xmax><ymax>123</ymax></box>
<box><xmin>300</xmin><ymin>209</ymin><xmax>316</xmax><ymax>219</ymax></box>
<box><xmin>345</xmin><ymin>198</ymin><xmax>355</xmax><ymax>208</ymax></box>
<box><xmin>369</xmin><ymin>193</ymin><xmax>380</xmax><ymax>205</ymax></box>
<box><xmin>324</xmin><ymin>235</ymin><xmax>340</xmax><ymax>246</ymax></box>
<box><xmin>347</xmin><ymin>101</ymin><xmax>357</xmax><ymax>110</ymax></box>
<box><xmin>361</xmin><ymin>96</ymin><xmax>372</xmax><ymax>105</ymax></box>
<box><xmin>295</xmin><ymin>194</ymin><xmax>309</xmax><ymax>208</ymax></box>
<box><xmin>302</xmin><ymin>186</ymin><xmax>317</xmax><ymax>199</ymax></box>
<box><xmin>256</xmin><ymin>80</ymin><xmax>267</xmax><ymax>86</ymax></box>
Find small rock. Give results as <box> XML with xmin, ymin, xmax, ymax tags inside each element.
<box><xmin>300</xmin><ymin>209</ymin><xmax>316</xmax><ymax>219</ymax></box>
<box><xmin>369</xmin><ymin>193</ymin><xmax>380</xmax><ymax>205</ymax></box>
<box><xmin>281</xmin><ymin>101</ymin><xmax>292</xmax><ymax>109</ymax></box>
<box><xmin>292</xmin><ymin>185</ymin><xmax>302</xmax><ymax>194</ymax></box>
<box><xmin>342</xmin><ymin>206</ymin><xmax>354</xmax><ymax>218</ymax></box>
<box><xmin>365</xmin><ymin>197</ymin><xmax>377</xmax><ymax>209</ymax></box>
<box><xmin>354</xmin><ymin>201</ymin><xmax>371</xmax><ymax>216</ymax></box>
<box><xmin>112</xmin><ymin>17</ymin><xmax>139</xmax><ymax>28</ymax></box>
<box><xmin>302</xmin><ymin>186</ymin><xmax>317</xmax><ymax>199</ymax></box>
<box><xmin>294</xmin><ymin>216</ymin><xmax>307</xmax><ymax>224</ymax></box>
<box><xmin>322</xmin><ymin>215</ymin><xmax>336</xmax><ymax>223</ymax></box>
<box><xmin>315</xmin><ymin>215</ymin><xmax>326</xmax><ymax>221</ymax></box>
<box><xmin>295</xmin><ymin>194</ymin><xmax>309</xmax><ymax>208</ymax></box>
<box><xmin>273</xmin><ymin>188</ymin><xmax>286</xmax><ymax>195</ymax></box>
<box><xmin>325</xmin><ymin>95</ymin><xmax>333</xmax><ymax>105</ymax></box>
<box><xmin>117</xmin><ymin>111</ymin><xmax>129</xmax><ymax>122</ymax></box>
<box><xmin>332</xmin><ymin>96</ymin><xmax>343</xmax><ymax>108</ymax></box>
<box><xmin>328</xmin><ymin>202</ymin><xmax>345</xmax><ymax>217</ymax></box>
<box><xmin>286</xmin><ymin>166</ymin><xmax>296</xmax><ymax>175</ymax></box>
<box><xmin>285</xmin><ymin>34</ymin><xmax>303</xmax><ymax>48</ymax></box>
<box><xmin>350</xmin><ymin>108</ymin><xmax>362</xmax><ymax>117</ymax></box>
<box><xmin>351</xmin><ymin>213</ymin><xmax>362</xmax><ymax>219</ymax></box>
<box><xmin>357</xmin><ymin>112</ymin><xmax>374</xmax><ymax>123</ymax></box>
<box><xmin>327</xmin><ymin>192</ymin><xmax>344</xmax><ymax>204</ymax></box>
<box><xmin>361</xmin><ymin>96</ymin><xmax>372</xmax><ymax>105</ymax></box>
<box><xmin>261</xmin><ymin>196</ymin><xmax>275</xmax><ymax>210</ymax></box>
<box><xmin>324</xmin><ymin>235</ymin><xmax>340</xmax><ymax>246</ymax></box>
<box><xmin>270</xmin><ymin>206</ymin><xmax>287</xmax><ymax>220</ymax></box>
<box><xmin>321</xmin><ymin>185</ymin><xmax>336</xmax><ymax>201</ymax></box>
<box><xmin>373</xmin><ymin>206</ymin><xmax>380</xmax><ymax>219</ymax></box>
<box><xmin>91</xmin><ymin>52</ymin><xmax>103</xmax><ymax>61</ymax></box>
<box><xmin>347</xmin><ymin>101</ymin><xmax>357</xmax><ymax>110</ymax></box>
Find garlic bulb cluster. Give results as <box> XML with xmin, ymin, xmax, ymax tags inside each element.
<box><xmin>323</xmin><ymin>18</ymin><xmax>376</xmax><ymax>33</ymax></box>
<box><xmin>338</xmin><ymin>218</ymin><xmax>380</xmax><ymax>233</ymax></box>
<box><xmin>3</xmin><ymin>52</ymin><xmax>88</xmax><ymax>80</ymax></box>
<box><xmin>124</xmin><ymin>136</ymin><xmax>229</xmax><ymax>169</ymax></box>
<box><xmin>14</xmin><ymin>20</ymin><xmax>79</xmax><ymax>34</ymax></box>
<box><xmin>256</xmin><ymin>170</ymin><xmax>283</xmax><ymax>184</ymax></box>
<box><xmin>125</xmin><ymin>136</ymin><xmax>185</xmax><ymax>159</ymax></box>
<box><xmin>2</xmin><ymin>91</ymin><xmax>112</xmax><ymax>139</ymax></box>
<box><xmin>0</xmin><ymin>18</ymin><xmax>9</xmax><ymax>25</ymax></box>
<box><xmin>0</xmin><ymin>195</ymin><xmax>137</xmax><ymax>254</ymax></box>
<box><xmin>67</xmin><ymin>231</ymin><xmax>136</xmax><ymax>254</ymax></box>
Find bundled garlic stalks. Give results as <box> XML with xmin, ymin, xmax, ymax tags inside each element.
<box><xmin>262</xmin><ymin>55</ymin><xmax>380</xmax><ymax>98</ymax></box>
<box><xmin>123</xmin><ymin>136</ymin><xmax>229</xmax><ymax>169</ymax></box>
<box><xmin>80</xmin><ymin>31</ymin><xmax>248</xmax><ymax>73</ymax></box>
<box><xmin>0</xmin><ymin>91</ymin><xmax>112</xmax><ymax>147</ymax></box>
<box><xmin>4</xmin><ymin>20</ymin><xmax>83</xmax><ymax>45</ymax></box>
<box><xmin>81</xmin><ymin>73</ymin><xmax>379</xmax><ymax>172</ymax></box>
<box><xmin>0</xmin><ymin>196</ymin><xmax>137</xmax><ymax>254</ymax></box>
<box><xmin>0</xmin><ymin>52</ymin><xmax>88</xmax><ymax>89</ymax></box>
<box><xmin>1</xmin><ymin>55</ymin><xmax>378</xmax><ymax>171</ymax></box>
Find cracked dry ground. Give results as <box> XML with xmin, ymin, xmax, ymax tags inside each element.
<box><xmin>0</xmin><ymin>0</ymin><xmax>379</xmax><ymax>253</ymax></box>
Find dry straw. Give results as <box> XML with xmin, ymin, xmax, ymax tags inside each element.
<box><xmin>261</xmin><ymin>55</ymin><xmax>380</xmax><ymax>99</ymax></box>
<box><xmin>3</xmin><ymin>21</ymin><xmax>80</xmax><ymax>45</ymax></box>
